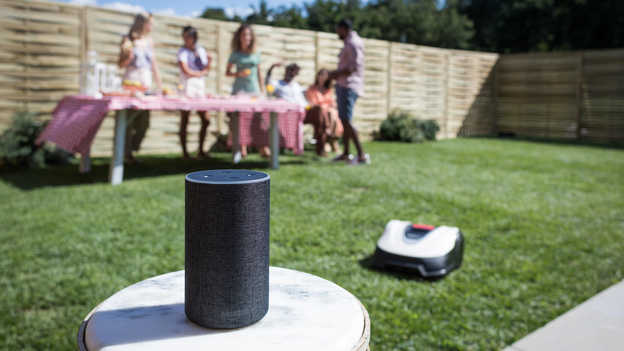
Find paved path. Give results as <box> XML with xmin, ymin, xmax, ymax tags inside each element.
<box><xmin>505</xmin><ymin>279</ymin><xmax>624</xmax><ymax>351</ymax></box>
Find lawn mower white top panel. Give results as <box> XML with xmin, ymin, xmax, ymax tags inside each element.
<box><xmin>377</xmin><ymin>220</ymin><xmax>460</xmax><ymax>258</ymax></box>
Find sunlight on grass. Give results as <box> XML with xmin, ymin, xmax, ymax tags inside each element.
<box><xmin>1</xmin><ymin>139</ymin><xmax>623</xmax><ymax>350</ymax></box>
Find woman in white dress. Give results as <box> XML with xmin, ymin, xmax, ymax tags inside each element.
<box><xmin>177</xmin><ymin>26</ymin><xmax>212</xmax><ymax>158</ymax></box>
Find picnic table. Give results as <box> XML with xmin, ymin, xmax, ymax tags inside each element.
<box><xmin>36</xmin><ymin>95</ymin><xmax>305</xmax><ymax>185</ymax></box>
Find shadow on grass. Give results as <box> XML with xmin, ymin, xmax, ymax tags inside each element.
<box><xmin>358</xmin><ymin>254</ymin><xmax>442</xmax><ymax>283</ymax></box>
<box><xmin>0</xmin><ymin>153</ymin><xmax>309</xmax><ymax>190</ymax></box>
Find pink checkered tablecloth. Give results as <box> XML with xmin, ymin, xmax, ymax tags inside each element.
<box><xmin>228</xmin><ymin>111</ymin><xmax>304</xmax><ymax>151</ymax></box>
<box><xmin>36</xmin><ymin>95</ymin><xmax>305</xmax><ymax>156</ymax></box>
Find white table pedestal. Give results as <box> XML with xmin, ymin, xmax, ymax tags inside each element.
<box><xmin>78</xmin><ymin>267</ymin><xmax>370</xmax><ymax>351</ymax></box>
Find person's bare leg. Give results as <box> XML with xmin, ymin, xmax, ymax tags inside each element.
<box><xmin>316</xmin><ymin>133</ymin><xmax>327</xmax><ymax>156</ymax></box>
<box><xmin>322</xmin><ymin>107</ymin><xmax>332</xmax><ymax>136</ymax></box>
<box><xmin>330</xmin><ymin>137</ymin><xmax>339</xmax><ymax>152</ymax></box>
<box><xmin>179</xmin><ymin>110</ymin><xmax>190</xmax><ymax>158</ymax></box>
<box><xmin>332</xmin><ymin>123</ymin><xmax>351</xmax><ymax>161</ymax></box>
<box><xmin>308</xmin><ymin>106</ymin><xmax>327</xmax><ymax>157</ymax></box>
<box><xmin>259</xmin><ymin>144</ymin><xmax>270</xmax><ymax>158</ymax></box>
<box><xmin>329</xmin><ymin>108</ymin><xmax>342</xmax><ymax>152</ymax></box>
<box><xmin>344</xmin><ymin>120</ymin><xmax>364</xmax><ymax>159</ymax></box>
<box><xmin>124</xmin><ymin>111</ymin><xmax>135</xmax><ymax>162</ymax></box>
<box><xmin>320</xmin><ymin>108</ymin><xmax>331</xmax><ymax>156</ymax></box>
<box><xmin>132</xmin><ymin>111</ymin><xmax>150</xmax><ymax>153</ymax></box>
<box><xmin>341</xmin><ymin>122</ymin><xmax>351</xmax><ymax>156</ymax></box>
<box><xmin>197</xmin><ymin>111</ymin><xmax>209</xmax><ymax>158</ymax></box>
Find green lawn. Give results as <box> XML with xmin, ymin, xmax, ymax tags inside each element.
<box><xmin>1</xmin><ymin>138</ymin><xmax>623</xmax><ymax>350</ymax></box>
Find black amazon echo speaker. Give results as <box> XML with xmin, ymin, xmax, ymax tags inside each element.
<box><xmin>185</xmin><ymin>169</ymin><xmax>270</xmax><ymax>329</ymax></box>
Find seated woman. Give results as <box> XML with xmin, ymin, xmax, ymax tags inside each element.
<box><xmin>305</xmin><ymin>69</ymin><xmax>343</xmax><ymax>156</ymax></box>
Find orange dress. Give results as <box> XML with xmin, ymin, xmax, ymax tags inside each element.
<box><xmin>305</xmin><ymin>86</ymin><xmax>343</xmax><ymax>137</ymax></box>
<box><xmin>306</xmin><ymin>86</ymin><xmax>336</xmax><ymax>108</ymax></box>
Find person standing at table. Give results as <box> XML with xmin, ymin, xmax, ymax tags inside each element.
<box><xmin>118</xmin><ymin>13</ymin><xmax>162</xmax><ymax>163</ymax></box>
<box><xmin>330</xmin><ymin>19</ymin><xmax>370</xmax><ymax>165</ymax></box>
<box><xmin>177</xmin><ymin>25</ymin><xmax>212</xmax><ymax>158</ymax></box>
<box><xmin>226</xmin><ymin>24</ymin><xmax>264</xmax><ymax>158</ymax></box>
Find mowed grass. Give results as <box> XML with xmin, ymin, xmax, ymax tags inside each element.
<box><xmin>1</xmin><ymin>138</ymin><xmax>623</xmax><ymax>350</ymax></box>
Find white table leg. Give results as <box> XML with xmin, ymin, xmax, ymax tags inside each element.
<box><xmin>231</xmin><ymin>112</ymin><xmax>241</xmax><ymax>164</ymax></box>
<box><xmin>79</xmin><ymin>148</ymin><xmax>91</xmax><ymax>173</ymax></box>
<box><xmin>270</xmin><ymin>112</ymin><xmax>279</xmax><ymax>169</ymax></box>
<box><xmin>109</xmin><ymin>110</ymin><xmax>127</xmax><ymax>185</ymax></box>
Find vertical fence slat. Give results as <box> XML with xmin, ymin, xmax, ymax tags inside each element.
<box><xmin>443</xmin><ymin>52</ymin><xmax>449</xmax><ymax>138</ymax></box>
<box><xmin>386</xmin><ymin>42</ymin><xmax>392</xmax><ymax>116</ymax></box>
<box><xmin>575</xmin><ymin>52</ymin><xmax>584</xmax><ymax>140</ymax></box>
<box><xmin>492</xmin><ymin>61</ymin><xmax>499</xmax><ymax>136</ymax></box>
<box><xmin>216</xmin><ymin>22</ymin><xmax>226</xmax><ymax>133</ymax></box>
<box><xmin>314</xmin><ymin>32</ymin><xmax>320</xmax><ymax>78</ymax></box>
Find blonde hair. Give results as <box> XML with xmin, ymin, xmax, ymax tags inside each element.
<box><xmin>118</xmin><ymin>13</ymin><xmax>152</xmax><ymax>67</ymax></box>
<box><xmin>231</xmin><ymin>24</ymin><xmax>256</xmax><ymax>53</ymax></box>
<box><xmin>128</xmin><ymin>13</ymin><xmax>153</xmax><ymax>41</ymax></box>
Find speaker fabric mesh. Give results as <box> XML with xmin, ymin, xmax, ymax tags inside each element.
<box><xmin>185</xmin><ymin>170</ymin><xmax>270</xmax><ymax>329</ymax></box>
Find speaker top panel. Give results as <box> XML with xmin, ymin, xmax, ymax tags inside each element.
<box><xmin>186</xmin><ymin>170</ymin><xmax>270</xmax><ymax>185</ymax></box>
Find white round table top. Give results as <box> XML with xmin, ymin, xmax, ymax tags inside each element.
<box><xmin>82</xmin><ymin>267</ymin><xmax>368</xmax><ymax>351</ymax></box>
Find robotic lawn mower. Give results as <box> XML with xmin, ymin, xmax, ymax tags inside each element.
<box><xmin>373</xmin><ymin>220</ymin><xmax>464</xmax><ymax>278</ymax></box>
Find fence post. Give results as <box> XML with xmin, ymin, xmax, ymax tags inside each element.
<box><xmin>24</xmin><ymin>3</ymin><xmax>31</xmax><ymax>111</ymax></box>
<box><xmin>492</xmin><ymin>57</ymin><xmax>499</xmax><ymax>136</ymax></box>
<box><xmin>314</xmin><ymin>32</ymin><xmax>320</xmax><ymax>79</ymax></box>
<box><xmin>576</xmin><ymin>52</ymin><xmax>584</xmax><ymax>141</ymax></box>
<box><xmin>216</xmin><ymin>22</ymin><xmax>227</xmax><ymax>133</ymax></box>
<box><xmin>79</xmin><ymin>7</ymin><xmax>88</xmax><ymax>67</ymax></box>
<box><xmin>386</xmin><ymin>42</ymin><xmax>393</xmax><ymax>117</ymax></box>
<box><xmin>443</xmin><ymin>52</ymin><xmax>450</xmax><ymax>138</ymax></box>
<box><xmin>79</xmin><ymin>6</ymin><xmax>88</xmax><ymax>96</ymax></box>
<box><xmin>216</xmin><ymin>22</ymin><xmax>224</xmax><ymax>97</ymax></box>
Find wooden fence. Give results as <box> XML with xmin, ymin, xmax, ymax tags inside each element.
<box><xmin>1</xmin><ymin>0</ymin><xmax>620</xmax><ymax>157</ymax></box>
<box><xmin>496</xmin><ymin>50</ymin><xmax>624</xmax><ymax>143</ymax></box>
<box><xmin>0</xmin><ymin>0</ymin><xmax>499</xmax><ymax>155</ymax></box>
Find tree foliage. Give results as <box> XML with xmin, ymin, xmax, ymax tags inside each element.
<box><xmin>200</xmin><ymin>0</ymin><xmax>624</xmax><ymax>53</ymax></box>
<box><xmin>202</xmin><ymin>0</ymin><xmax>475</xmax><ymax>50</ymax></box>
<box><xmin>457</xmin><ymin>0</ymin><xmax>624</xmax><ymax>53</ymax></box>
<box><xmin>200</xmin><ymin>8</ymin><xmax>230</xmax><ymax>22</ymax></box>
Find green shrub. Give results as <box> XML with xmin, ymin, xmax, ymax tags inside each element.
<box><xmin>377</xmin><ymin>110</ymin><xmax>440</xmax><ymax>142</ymax></box>
<box><xmin>0</xmin><ymin>111</ymin><xmax>73</xmax><ymax>168</ymax></box>
<box><xmin>419</xmin><ymin>118</ymin><xmax>440</xmax><ymax>141</ymax></box>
